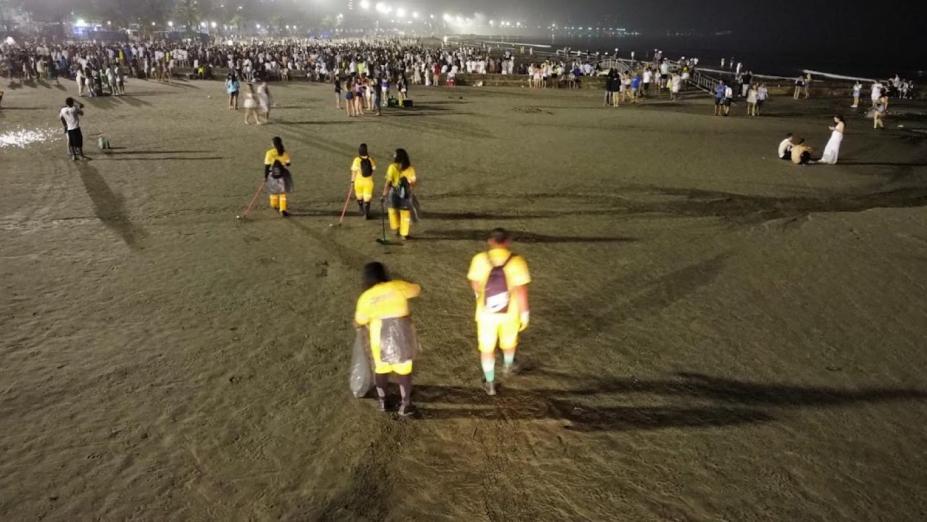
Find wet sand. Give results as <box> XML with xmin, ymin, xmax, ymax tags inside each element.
<box><xmin>2</xmin><ymin>78</ymin><xmax>927</xmax><ymax>520</ymax></box>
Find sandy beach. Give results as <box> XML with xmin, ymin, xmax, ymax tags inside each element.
<box><xmin>1</xmin><ymin>78</ymin><xmax>927</xmax><ymax>520</ymax></box>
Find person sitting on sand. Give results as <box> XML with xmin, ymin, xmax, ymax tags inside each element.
<box><xmin>791</xmin><ymin>138</ymin><xmax>813</xmax><ymax>166</ymax></box>
<box><xmin>778</xmin><ymin>133</ymin><xmax>795</xmax><ymax>160</ymax></box>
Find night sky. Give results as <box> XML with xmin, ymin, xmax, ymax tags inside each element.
<box><xmin>464</xmin><ymin>0</ymin><xmax>919</xmax><ymax>41</ymax></box>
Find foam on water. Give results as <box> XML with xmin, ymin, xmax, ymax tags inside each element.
<box><xmin>0</xmin><ymin>128</ymin><xmax>62</xmax><ymax>149</ymax></box>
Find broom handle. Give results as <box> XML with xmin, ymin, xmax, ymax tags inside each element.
<box><xmin>241</xmin><ymin>180</ymin><xmax>265</xmax><ymax>218</ymax></box>
<box><xmin>338</xmin><ymin>182</ymin><xmax>354</xmax><ymax>224</ymax></box>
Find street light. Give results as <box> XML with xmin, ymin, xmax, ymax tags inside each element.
<box><xmin>167</xmin><ymin>20</ymin><xmax>174</xmax><ymax>27</ymax></box>
<box><xmin>360</xmin><ymin>0</ymin><xmax>370</xmax><ymax>9</ymax></box>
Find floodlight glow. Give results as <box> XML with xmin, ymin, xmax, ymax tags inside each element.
<box><xmin>211</xmin><ymin>21</ymin><xmax>217</xmax><ymax>28</ymax></box>
<box><xmin>200</xmin><ymin>21</ymin><xmax>207</xmax><ymax>27</ymax></box>
<box><xmin>75</xmin><ymin>18</ymin><xmax>87</xmax><ymax>27</ymax></box>
<box><xmin>412</xmin><ymin>11</ymin><xmax>419</xmax><ymax>19</ymax></box>
<box><xmin>442</xmin><ymin>13</ymin><xmax>451</xmax><ymax>22</ymax></box>
<box><xmin>396</xmin><ymin>8</ymin><xmax>406</xmax><ymax>18</ymax></box>
<box><xmin>375</xmin><ymin>2</ymin><xmax>388</xmax><ymax>14</ymax></box>
<box><xmin>360</xmin><ymin>0</ymin><xmax>371</xmax><ymax>9</ymax></box>
<box><xmin>256</xmin><ymin>23</ymin><xmax>261</xmax><ymax>29</ymax></box>
<box><xmin>167</xmin><ymin>20</ymin><xmax>173</xmax><ymax>27</ymax></box>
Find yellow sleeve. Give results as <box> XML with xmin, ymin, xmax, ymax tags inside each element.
<box><xmin>398</xmin><ymin>281</ymin><xmax>421</xmax><ymax>299</ymax></box>
<box><xmin>370</xmin><ymin>158</ymin><xmax>377</xmax><ymax>171</ymax></box>
<box><xmin>354</xmin><ymin>293</ymin><xmax>370</xmax><ymax>325</ymax></box>
<box><xmin>282</xmin><ymin>152</ymin><xmax>291</xmax><ymax>166</ymax></box>
<box><xmin>506</xmin><ymin>256</ymin><xmax>532</xmax><ymax>287</ymax></box>
<box><xmin>385</xmin><ymin>164</ymin><xmax>398</xmax><ymax>185</ymax></box>
<box><xmin>351</xmin><ymin>157</ymin><xmax>361</xmax><ymax>172</ymax></box>
<box><xmin>406</xmin><ymin>166</ymin><xmax>417</xmax><ymax>184</ymax></box>
<box><xmin>264</xmin><ymin>149</ymin><xmax>274</xmax><ymax>165</ymax></box>
<box><xmin>467</xmin><ymin>253</ymin><xmax>489</xmax><ymax>283</ymax></box>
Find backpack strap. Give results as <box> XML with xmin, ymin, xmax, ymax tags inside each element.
<box><xmin>490</xmin><ymin>253</ymin><xmax>514</xmax><ymax>269</ymax></box>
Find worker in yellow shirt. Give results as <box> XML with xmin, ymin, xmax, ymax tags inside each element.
<box><xmin>354</xmin><ymin>262</ymin><xmax>422</xmax><ymax>416</ymax></box>
<box><xmin>264</xmin><ymin>136</ymin><xmax>293</xmax><ymax>217</ymax></box>
<box><xmin>351</xmin><ymin>143</ymin><xmax>376</xmax><ymax>219</ymax></box>
<box><xmin>467</xmin><ymin>228</ymin><xmax>531</xmax><ymax>396</ymax></box>
<box><xmin>380</xmin><ymin>148</ymin><xmax>416</xmax><ymax>240</ymax></box>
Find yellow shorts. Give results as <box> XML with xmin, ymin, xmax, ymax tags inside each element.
<box><xmin>354</xmin><ymin>176</ymin><xmax>374</xmax><ymax>202</ymax></box>
<box><xmin>477</xmin><ymin>313</ymin><xmax>520</xmax><ymax>353</ymax></box>
<box><xmin>370</xmin><ymin>337</ymin><xmax>413</xmax><ymax>376</ymax></box>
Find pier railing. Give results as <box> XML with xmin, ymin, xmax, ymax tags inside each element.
<box><xmin>689</xmin><ymin>69</ymin><xmax>723</xmax><ymax>95</ymax></box>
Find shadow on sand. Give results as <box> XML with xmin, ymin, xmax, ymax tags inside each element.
<box><xmin>623</xmin><ymin>185</ymin><xmax>927</xmax><ymax>225</ymax></box>
<box><xmin>75</xmin><ymin>161</ymin><xmax>145</xmax><ymax>249</ymax></box>
<box><xmin>414</xmin><ymin>229</ymin><xmax>637</xmax><ymax>244</ymax></box>
<box><xmin>413</xmin><ymin>372</ymin><xmax>927</xmax><ymax>432</ymax></box>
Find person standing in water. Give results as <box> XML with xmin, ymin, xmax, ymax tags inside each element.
<box><xmin>354</xmin><ymin>262</ymin><xmax>421</xmax><ymax>416</ymax></box>
<box><xmin>467</xmin><ymin>228</ymin><xmax>532</xmax><ymax>396</ymax></box>
<box><xmin>264</xmin><ymin>136</ymin><xmax>293</xmax><ymax>217</ymax></box>
<box><xmin>351</xmin><ymin>143</ymin><xmax>377</xmax><ymax>219</ymax></box>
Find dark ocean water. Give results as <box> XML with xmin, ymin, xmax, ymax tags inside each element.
<box><xmin>495</xmin><ymin>35</ymin><xmax>924</xmax><ymax>80</ymax></box>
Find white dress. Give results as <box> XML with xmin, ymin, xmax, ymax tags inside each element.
<box><xmin>255</xmin><ymin>83</ymin><xmax>269</xmax><ymax>113</ymax></box>
<box><xmin>820</xmin><ymin>130</ymin><xmax>843</xmax><ymax>165</ymax></box>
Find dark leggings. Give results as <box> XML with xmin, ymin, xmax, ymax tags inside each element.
<box><xmin>375</xmin><ymin>373</ymin><xmax>412</xmax><ymax>405</ymax></box>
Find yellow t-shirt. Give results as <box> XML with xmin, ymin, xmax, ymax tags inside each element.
<box><xmin>351</xmin><ymin>155</ymin><xmax>377</xmax><ymax>177</ymax></box>
<box><xmin>355</xmin><ymin>280</ymin><xmax>421</xmax><ymax>326</ymax></box>
<box><xmin>467</xmin><ymin>247</ymin><xmax>531</xmax><ymax>320</ymax></box>
<box><xmin>385</xmin><ymin>164</ymin><xmax>416</xmax><ymax>188</ymax></box>
<box><xmin>264</xmin><ymin>148</ymin><xmax>292</xmax><ymax>166</ymax></box>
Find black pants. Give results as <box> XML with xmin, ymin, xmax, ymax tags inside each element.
<box><xmin>67</xmin><ymin>128</ymin><xmax>83</xmax><ymax>156</ymax></box>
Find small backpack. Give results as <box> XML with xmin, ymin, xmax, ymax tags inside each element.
<box><xmin>271</xmin><ymin>160</ymin><xmax>288</xmax><ymax>179</ymax></box>
<box><xmin>396</xmin><ymin>175</ymin><xmax>412</xmax><ymax>200</ymax></box>
<box><xmin>360</xmin><ymin>157</ymin><xmax>373</xmax><ymax>178</ymax></box>
<box><xmin>484</xmin><ymin>255</ymin><xmax>513</xmax><ymax>314</ymax></box>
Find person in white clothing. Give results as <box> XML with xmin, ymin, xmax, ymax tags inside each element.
<box><xmin>817</xmin><ymin>115</ymin><xmax>845</xmax><ymax>165</ymax></box>
<box><xmin>778</xmin><ymin>133</ymin><xmax>795</xmax><ymax>160</ymax></box>
<box><xmin>59</xmin><ymin>97</ymin><xmax>87</xmax><ymax>160</ymax></box>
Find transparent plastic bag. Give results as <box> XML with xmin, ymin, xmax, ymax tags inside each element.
<box><xmin>349</xmin><ymin>328</ymin><xmax>373</xmax><ymax>398</ymax></box>
<box><xmin>379</xmin><ymin>317</ymin><xmax>419</xmax><ymax>364</ymax></box>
